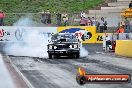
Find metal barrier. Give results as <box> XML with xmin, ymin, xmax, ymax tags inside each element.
<box><xmin>0</xmin><ymin>12</ymin><xmax>130</xmax><ymax>35</ymax></box>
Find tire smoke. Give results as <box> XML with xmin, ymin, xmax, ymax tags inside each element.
<box><xmin>4</xmin><ymin>16</ymin><xmax>89</xmax><ymax>58</ymax></box>
<box><xmin>80</xmin><ymin>43</ymin><xmax>89</xmax><ymax>57</ymax></box>
<box><xmin>4</xmin><ymin>17</ymin><xmax>50</xmax><ymax>58</ymax></box>
<box><xmin>80</xmin><ymin>47</ymin><xmax>89</xmax><ymax>57</ymax></box>
<box><xmin>4</xmin><ymin>30</ymin><xmax>50</xmax><ymax>58</ymax></box>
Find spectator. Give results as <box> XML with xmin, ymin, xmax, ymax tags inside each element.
<box><xmin>129</xmin><ymin>1</ymin><xmax>132</xmax><ymax>8</ymax></box>
<box><xmin>105</xmin><ymin>34</ymin><xmax>112</xmax><ymax>51</ymax></box>
<box><xmin>80</xmin><ymin>17</ymin><xmax>86</xmax><ymax>26</ymax></box>
<box><xmin>46</xmin><ymin>10</ymin><xmax>51</xmax><ymax>24</ymax></box>
<box><xmin>86</xmin><ymin>17</ymin><xmax>92</xmax><ymax>26</ymax></box>
<box><xmin>116</xmin><ymin>26</ymin><xmax>125</xmax><ymax>33</ymax></box>
<box><xmin>81</xmin><ymin>11</ymin><xmax>86</xmax><ymax>18</ymax></box>
<box><xmin>62</xmin><ymin>13</ymin><xmax>68</xmax><ymax>26</ymax></box>
<box><xmin>124</xmin><ymin>17</ymin><xmax>130</xmax><ymax>33</ymax></box>
<box><xmin>96</xmin><ymin>19</ymin><xmax>100</xmax><ymax>30</ymax></box>
<box><xmin>41</xmin><ymin>10</ymin><xmax>47</xmax><ymax>24</ymax></box>
<box><xmin>0</xmin><ymin>10</ymin><xmax>5</xmax><ymax>26</ymax></box>
<box><xmin>91</xmin><ymin>17</ymin><xmax>96</xmax><ymax>26</ymax></box>
<box><xmin>119</xmin><ymin>21</ymin><xmax>125</xmax><ymax>27</ymax></box>
<box><xmin>116</xmin><ymin>26</ymin><xmax>125</xmax><ymax>40</ymax></box>
<box><xmin>56</xmin><ymin>12</ymin><xmax>61</xmax><ymax>26</ymax></box>
<box><xmin>99</xmin><ymin>17</ymin><xmax>107</xmax><ymax>33</ymax></box>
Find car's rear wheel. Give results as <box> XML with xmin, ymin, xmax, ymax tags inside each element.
<box><xmin>48</xmin><ymin>54</ymin><xmax>52</xmax><ymax>59</ymax></box>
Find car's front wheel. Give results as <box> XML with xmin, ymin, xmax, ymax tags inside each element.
<box><xmin>48</xmin><ymin>54</ymin><xmax>52</xmax><ymax>59</ymax></box>
<box><xmin>75</xmin><ymin>52</ymin><xmax>80</xmax><ymax>59</ymax></box>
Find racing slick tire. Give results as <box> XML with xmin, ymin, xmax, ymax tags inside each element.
<box><xmin>48</xmin><ymin>54</ymin><xmax>52</xmax><ymax>59</ymax></box>
<box><xmin>75</xmin><ymin>52</ymin><xmax>80</xmax><ymax>59</ymax></box>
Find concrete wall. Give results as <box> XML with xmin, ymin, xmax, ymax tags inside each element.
<box><xmin>0</xmin><ymin>26</ymin><xmax>57</xmax><ymax>42</ymax></box>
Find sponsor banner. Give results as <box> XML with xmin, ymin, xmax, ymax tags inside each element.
<box><xmin>57</xmin><ymin>26</ymin><xmax>96</xmax><ymax>43</ymax></box>
<box><xmin>96</xmin><ymin>33</ymin><xmax>117</xmax><ymax>43</ymax></box>
<box><xmin>96</xmin><ymin>33</ymin><xmax>104</xmax><ymax>43</ymax></box>
<box><xmin>3</xmin><ymin>26</ymin><xmax>130</xmax><ymax>44</ymax></box>
<box><xmin>0</xmin><ymin>26</ymin><xmax>57</xmax><ymax>42</ymax></box>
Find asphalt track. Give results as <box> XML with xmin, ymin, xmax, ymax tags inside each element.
<box><xmin>1</xmin><ymin>43</ymin><xmax>132</xmax><ymax>88</ymax></box>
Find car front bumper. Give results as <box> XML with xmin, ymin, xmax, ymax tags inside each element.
<box><xmin>47</xmin><ymin>49</ymin><xmax>80</xmax><ymax>55</ymax></box>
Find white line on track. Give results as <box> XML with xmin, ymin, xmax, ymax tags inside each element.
<box><xmin>6</xmin><ymin>55</ymin><xmax>34</xmax><ymax>88</ymax></box>
<box><xmin>0</xmin><ymin>54</ymin><xmax>15</xmax><ymax>88</ymax></box>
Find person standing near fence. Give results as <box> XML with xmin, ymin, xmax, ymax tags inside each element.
<box><xmin>62</xmin><ymin>13</ymin><xmax>68</xmax><ymax>26</ymax></box>
<box><xmin>124</xmin><ymin>17</ymin><xmax>130</xmax><ymax>33</ymax></box>
<box><xmin>99</xmin><ymin>17</ymin><xmax>107</xmax><ymax>33</ymax></box>
<box><xmin>0</xmin><ymin>10</ymin><xmax>5</xmax><ymax>26</ymax></box>
<box><xmin>81</xmin><ymin>11</ymin><xmax>86</xmax><ymax>18</ymax></box>
<box><xmin>105</xmin><ymin>34</ymin><xmax>112</xmax><ymax>51</ymax></box>
<box><xmin>41</xmin><ymin>10</ymin><xmax>47</xmax><ymax>24</ymax></box>
<box><xmin>91</xmin><ymin>17</ymin><xmax>96</xmax><ymax>26</ymax></box>
<box><xmin>46</xmin><ymin>10</ymin><xmax>51</xmax><ymax>24</ymax></box>
<box><xmin>56</xmin><ymin>12</ymin><xmax>61</xmax><ymax>26</ymax></box>
<box><xmin>86</xmin><ymin>17</ymin><xmax>92</xmax><ymax>26</ymax></box>
<box><xmin>129</xmin><ymin>1</ymin><xmax>132</xmax><ymax>9</ymax></box>
<box><xmin>116</xmin><ymin>26</ymin><xmax>125</xmax><ymax>33</ymax></box>
<box><xmin>80</xmin><ymin>17</ymin><xmax>86</xmax><ymax>26</ymax></box>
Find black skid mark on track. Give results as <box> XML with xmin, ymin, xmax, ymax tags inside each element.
<box><xmin>20</xmin><ymin>70</ymin><xmax>61</xmax><ymax>88</ymax></box>
<box><xmin>97</xmin><ymin>62</ymin><xmax>132</xmax><ymax>74</ymax></box>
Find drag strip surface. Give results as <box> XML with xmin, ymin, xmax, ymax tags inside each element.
<box><xmin>8</xmin><ymin>53</ymin><xmax>132</xmax><ymax>88</ymax></box>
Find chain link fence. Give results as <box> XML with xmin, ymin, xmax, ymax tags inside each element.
<box><xmin>1</xmin><ymin>12</ymin><xmax>131</xmax><ymax>33</ymax></box>
<box><xmin>3</xmin><ymin>12</ymin><xmax>121</xmax><ymax>25</ymax></box>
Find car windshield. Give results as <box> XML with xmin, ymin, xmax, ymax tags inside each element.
<box><xmin>52</xmin><ymin>33</ymin><xmax>78</xmax><ymax>42</ymax></box>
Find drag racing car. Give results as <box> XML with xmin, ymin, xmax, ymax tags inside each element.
<box><xmin>47</xmin><ymin>33</ymin><xmax>80</xmax><ymax>59</ymax></box>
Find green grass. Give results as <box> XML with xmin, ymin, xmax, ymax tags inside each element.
<box><xmin>0</xmin><ymin>0</ymin><xmax>103</xmax><ymax>25</ymax></box>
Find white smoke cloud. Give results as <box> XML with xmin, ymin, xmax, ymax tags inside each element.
<box><xmin>80</xmin><ymin>43</ymin><xmax>89</xmax><ymax>57</ymax></box>
<box><xmin>5</xmin><ymin>30</ymin><xmax>49</xmax><ymax>58</ymax></box>
<box><xmin>13</xmin><ymin>17</ymin><xmax>37</xmax><ymax>27</ymax></box>
<box><xmin>4</xmin><ymin>17</ymin><xmax>49</xmax><ymax>58</ymax></box>
<box><xmin>80</xmin><ymin>47</ymin><xmax>89</xmax><ymax>57</ymax></box>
